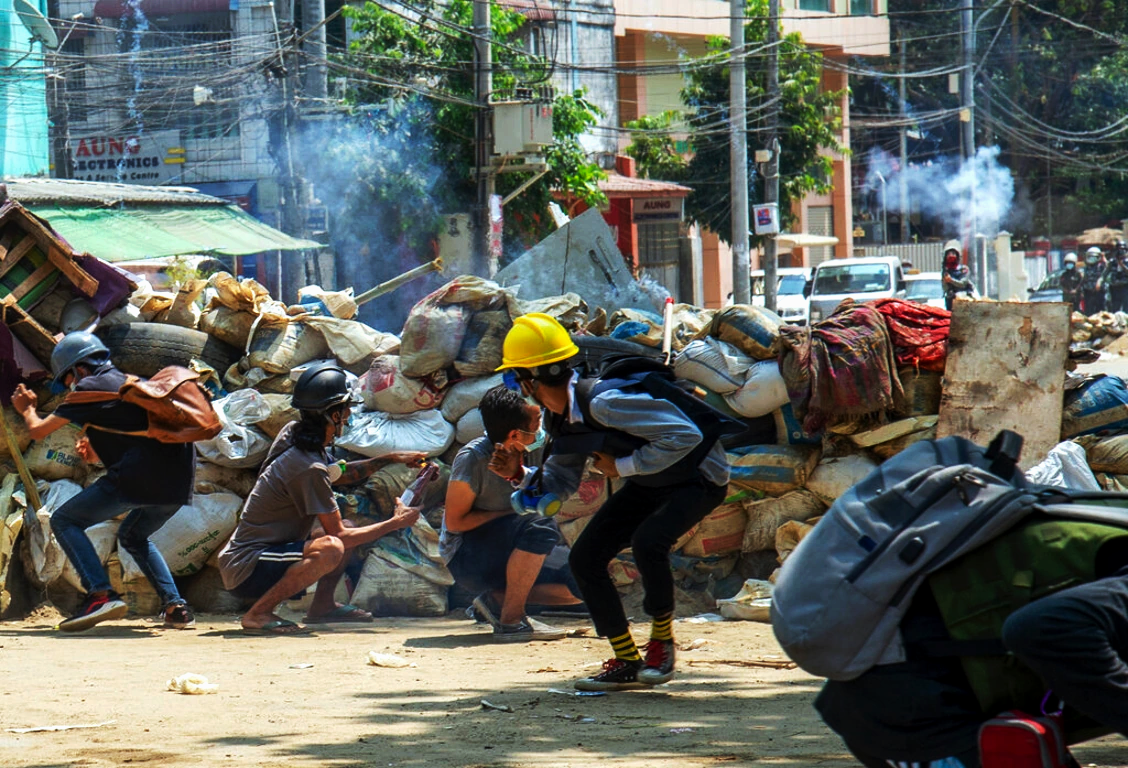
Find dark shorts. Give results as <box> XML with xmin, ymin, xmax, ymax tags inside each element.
<box><xmin>230</xmin><ymin>542</ymin><xmax>307</xmax><ymax>600</ymax></box>
<box><xmin>448</xmin><ymin>514</ymin><xmax>577</xmax><ymax>594</ymax></box>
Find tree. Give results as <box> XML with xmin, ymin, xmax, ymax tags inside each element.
<box><xmin>854</xmin><ymin>0</ymin><xmax>1128</xmax><ymax>237</ymax></box>
<box><xmin>625</xmin><ymin>0</ymin><xmax>845</xmax><ymax>245</ymax></box>
<box><xmin>337</xmin><ymin>0</ymin><xmax>605</xmax><ymax>250</ymax></box>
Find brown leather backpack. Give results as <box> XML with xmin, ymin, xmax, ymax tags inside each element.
<box><xmin>62</xmin><ymin>366</ymin><xmax>222</xmax><ymax>443</ymax></box>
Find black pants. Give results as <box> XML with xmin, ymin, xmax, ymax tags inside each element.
<box><xmin>1002</xmin><ymin>573</ymin><xmax>1128</xmax><ymax>737</ymax></box>
<box><xmin>1083</xmin><ymin>289</ymin><xmax>1104</xmax><ymax>314</ymax></box>
<box><xmin>1109</xmin><ymin>285</ymin><xmax>1128</xmax><ymax>313</ymax></box>
<box><xmin>448</xmin><ymin>513</ymin><xmax>577</xmax><ymax>595</ymax></box>
<box><xmin>568</xmin><ymin>477</ymin><xmax>726</xmax><ymax>639</ymax></box>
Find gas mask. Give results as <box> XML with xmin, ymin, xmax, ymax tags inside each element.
<box><xmin>326</xmin><ymin>459</ymin><xmax>347</xmax><ymax>483</ymax></box>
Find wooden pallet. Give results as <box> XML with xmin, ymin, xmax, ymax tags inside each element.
<box><xmin>0</xmin><ymin>202</ymin><xmax>98</xmax><ymax>312</ymax></box>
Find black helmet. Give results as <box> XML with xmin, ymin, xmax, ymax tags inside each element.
<box><xmin>291</xmin><ymin>362</ymin><xmax>353</xmax><ymax>413</ymax></box>
<box><xmin>50</xmin><ymin>331</ymin><xmax>110</xmax><ymax>389</ymax></box>
<box><xmin>1116</xmin><ymin>238</ymin><xmax>1128</xmax><ymax>253</ymax></box>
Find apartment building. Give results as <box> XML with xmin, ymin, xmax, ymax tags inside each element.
<box><xmin>612</xmin><ymin>0</ymin><xmax>890</xmax><ymax>306</ymax></box>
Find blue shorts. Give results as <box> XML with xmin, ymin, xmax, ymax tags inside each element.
<box><xmin>230</xmin><ymin>542</ymin><xmax>307</xmax><ymax>600</ymax></box>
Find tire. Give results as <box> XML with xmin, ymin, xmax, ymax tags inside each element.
<box><xmin>569</xmin><ymin>335</ymin><xmax>663</xmax><ymax>374</ymax></box>
<box><xmin>99</xmin><ymin>322</ymin><xmax>242</xmax><ymax>378</ymax></box>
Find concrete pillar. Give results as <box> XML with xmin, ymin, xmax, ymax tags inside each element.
<box><xmin>616</xmin><ymin>31</ymin><xmax>647</xmax><ymax>125</ymax></box>
<box><xmin>994</xmin><ymin>231</ymin><xmax>1026</xmax><ymax>301</ymax></box>
<box><xmin>701</xmin><ymin>229</ymin><xmax>734</xmax><ymax>308</ymax></box>
<box><xmin>821</xmin><ymin>65</ymin><xmax>854</xmax><ymax>260</ymax></box>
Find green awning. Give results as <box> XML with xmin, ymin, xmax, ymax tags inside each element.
<box><xmin>23</xmin><ymin>203</ymin><xmax>322</xmax><ymax>263</ymax></box>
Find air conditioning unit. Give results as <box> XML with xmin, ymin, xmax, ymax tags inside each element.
<box><xmin>492</xmin><ymin>101</ymin><xmax>554</xmax><ymax>157</ymax></box>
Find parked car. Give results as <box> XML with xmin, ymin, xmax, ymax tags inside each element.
<box><xmin>751</xmin><ymin>267</ymin><xmax>811</xmax><ymax>324</ymax></box>
<box><xmin>808</xmin><ymin>256</ymin><xmax>907</xmax><ymax>324</ymax></box>
<box><xmin>905</xmin><ymin>271</ymin><xmax>979</xmax><ymax>309</ymax></box>
<box><xmin>1028</xmin><ymin>269</ymin><xmax>1065</xmax><ymax>303</ymax></box>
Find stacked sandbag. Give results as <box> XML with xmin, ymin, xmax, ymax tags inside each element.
<box><xmin>1071</xmin><ymin>310</ymin><xmax>1128</xmax><ymax>348</ymax></box>
<box><xmin>7</xmin><ymin>265</ymin><xmax>983</xmax><ymax>620</ymax></box>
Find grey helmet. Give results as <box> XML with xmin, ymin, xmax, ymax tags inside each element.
<box><xmin>291</xmin><ymin>362</ymin><xmax>353</xmax><ymax>414</ymax></box>
<box><xmin>1086</xmin><ymin>246</ymin><xmax>1103</xmax><ymax>265</ymax></box>
<box><xmin>50</xmin><ymin>331</ymin><xmax>110</xmax><ymax>389</ymax></box>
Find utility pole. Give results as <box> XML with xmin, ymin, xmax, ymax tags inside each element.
<box><xmin>271</xmin><ymin>2</ymin><xmax>304</xmax><ymax>301</ymax></box>
<box><xmin>763</xmin><ymin>0</ymin><xmax>780</xmax><ymax>313</ymax></box>
<box><xmin>729</xmin><ymin>0</ymin><xmax>750</xmax><ymax>305</ymax></box>
<box><xmin>47</xmin><ymin>65</ymin><xmax>73</xmax><ymax>179</ymax></box>
<box><xmin>301</xmin><ymin>0</ymin><xmax>328</xmax><ymax>101</ymax></box>
<box><xmin>898</xmin><ymin>34</ymin><xmax>909</xmax><ymax>243</ymax></box>
<box><xmin>473</xmin><ymin>0</ymin><xmax>495</xmax><ymax>277</ymax></box>
<box><xmin>961</xmin><ymin>0</ymin><xmax>981</xmax><ymax>292</ymax></box>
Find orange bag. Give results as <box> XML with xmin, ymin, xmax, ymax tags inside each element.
<box><xmin>63</xmin><ymin>366</ymin><xmax>222</xmax><ymax>444</ymax></box>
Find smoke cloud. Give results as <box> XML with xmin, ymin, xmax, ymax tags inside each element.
<box><xmin>298</xmin><ymin>103</ymin><xmax>448</xmax><ymax>330</ymax></box>
<box><xmin>863</xmin><ymin>145</ymin><xmax>1016</xmax><ymax>239</ymax></box>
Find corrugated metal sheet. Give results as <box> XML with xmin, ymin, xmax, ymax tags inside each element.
<box><xmin>3</xmin><ymin>177</ymin><xmax>226</xmax><ymax>206</ymax></box>
<box><xmin>23</xmin><ymin>203</ymin><xmax>320</xmax><ymax>261</ymax></box>
<box><xmin>93</xmin><ymin>0</ymin><xmax>228</xmax><ymax>17</ymax></box>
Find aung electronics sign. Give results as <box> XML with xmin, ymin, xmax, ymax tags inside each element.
<box><xmin>69</xmin><ymin>130</ymin><xmax>185</xmax><ymax>184</ymax></box>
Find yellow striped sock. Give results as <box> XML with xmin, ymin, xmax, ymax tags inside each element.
<box><xmin>609</xmin><ymin>631</ymin><xmax>641</xmax><ymax>662</ymax></box>
<box><xmin>650</xmin><ymin>613</ymin><xmax>674</xmax><ymax>642</ymax></box>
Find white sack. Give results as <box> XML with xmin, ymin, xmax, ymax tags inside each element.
<box><xmin>337</xmin><ymin>409</ymin><xmax>454</xmax><ymax>459</ymax></box>
<box><xmin>723</xmin><ymin>360</ymin><xmax>790</xmax><ymax>418</ymax></box>
<box><xmin>1026</xmin><ymin>441</ymin><xmax>1101</xmax><ymax>491</ymax></box>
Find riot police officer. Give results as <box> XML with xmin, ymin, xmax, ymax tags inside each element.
<box><xmin>1061</xmin><ymin>252</ymin><xmax>1083</xmax><ymax>311</ymax></box>
<box><xmin>1102</xmin><ymin>239</ymin><xmax>1128</xmax><ymax>313</ymax></box>
<box><xmin>1082</xmin><ymin>246</ymin><xmax>1106</xmax><ymax>313</ymax></box>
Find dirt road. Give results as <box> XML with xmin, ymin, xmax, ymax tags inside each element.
<box><xmin>2</xmin><ymin>606</ymin><xmax>1126</xmax><ymax>768</ymax></box>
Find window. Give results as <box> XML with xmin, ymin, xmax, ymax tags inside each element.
<box><xmin>117</xmin><ymin>15</ymin><xmax>241</xmax><ymax>140</ymax></box>
<box><xmin>778</xmin><ymin>274</ymin><xmax>807</xmax><ymax>295</ymax></box>
<box><xmin>813</xmin><ymin>264</ymin><xmax>891</xmax><ymax>295</ymax></box>
<box><xmin>906</xmin><ymin>278</ymin><xmax>944</xmax><ymax>301</ymax></box>
<box><xmin>850</xmin><ymin>0</ymin><xmax>872</xmax><ymax>14</ymax></box>
<box><xmin>798</xmin><ymin>0</ymin><xmax>831</xmax><ymax>11</ymax></box>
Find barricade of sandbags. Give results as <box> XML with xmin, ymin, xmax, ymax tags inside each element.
<box><xmin>706</xmin><ymin>305</ymin><xmax>781</xmax><ymax>360</ymax></box>
<box><xmin>399</xmin><ymin>276</ymin><xmax>520</xmax><ymax>378</ymax></box>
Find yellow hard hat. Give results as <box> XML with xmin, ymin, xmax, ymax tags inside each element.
<box><xmin>496</xmin><ymin>313</ymin><xmax>579</xmax><ymax>371</ymax></box>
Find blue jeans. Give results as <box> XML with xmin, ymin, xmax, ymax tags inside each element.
<box><xmin>50</xmin><ymin>479</ymin><xmax>185</xmax><ymax>607</ymax></box>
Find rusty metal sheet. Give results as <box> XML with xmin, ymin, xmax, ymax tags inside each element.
<box><xmin>937</xmin><ymin>301</ymin><xmax>1070</xmax><ymax>468</ymax></box>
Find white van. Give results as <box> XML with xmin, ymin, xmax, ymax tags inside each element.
<box><xmin>751</xmin><ymin>267</ymin><xmax>812</xmax><ymax>324</ymax></box>
<box><xmin>807</xmin><ymin>256</ymin><xmax>907</xmax><ymax>324</ymax></box>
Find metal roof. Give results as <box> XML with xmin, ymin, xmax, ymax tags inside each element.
<box><xmin>598</xmin><ymin>173</ymin><xmax>691</xmax><ymax>198</ymax></box>
<box><xmin>1</xmin><ymin>177</ymin><xmax>228</xmax><ymax>207</ymax></box>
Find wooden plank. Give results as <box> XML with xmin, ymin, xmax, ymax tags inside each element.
<box><xmin>0</xmin><ymin>295</ymin><xmax>57</xmax><ymax>365</ymax></box>
<box><xmin>44</xmin><ymin>243</ymin><xmax>98</xmax><ymax>297</ymax></box>
<box><xmin>937</xmin><ymin>300</ymin><xmax>1071</xmax><ymax>469</ymax></box>
<box><xmin>9</xmin><ymin>261</ymin><xmax>57</xmax><ymax>302</ymax></box>
<box><xmin>0</xmin><ymin>235</ymin><xmax>37</xmax><ymax>279</ymax></box>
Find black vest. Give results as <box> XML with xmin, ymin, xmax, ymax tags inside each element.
<box><xmin>544</xmin><ymin>374</ymin><xmax>725</xmax><ymax>488</ymax></box>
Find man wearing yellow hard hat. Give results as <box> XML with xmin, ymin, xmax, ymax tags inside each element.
<box><xmin>494</xmin><ymin>313</ymin><xmax>730</xmax><ymax>691</ymax></box>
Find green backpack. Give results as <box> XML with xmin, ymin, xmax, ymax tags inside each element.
<box><xmin>927</xmin><ymin>514</ymin><xmax>1128</xmax><ymax>715</ymax></box>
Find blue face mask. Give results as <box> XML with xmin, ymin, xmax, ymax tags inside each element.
<box><xmin>524</xmin><ymin>427</ymin><xmax>547</xmax><ymax>452</ymax></box>
<box><xmin>1066</xmin><ymin>262</ymin><xmax>1076</xmax><ymax>270</ymax></box>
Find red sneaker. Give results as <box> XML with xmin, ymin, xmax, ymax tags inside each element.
<box><xmin>59</xmin><ymin>591</ymin><xmax>128</xmax><ymax>633</ymax></box>
<box><xmin>639</xmin><ymin>639</ymin><xmax>676</xmax><ymax>685</ymax></box>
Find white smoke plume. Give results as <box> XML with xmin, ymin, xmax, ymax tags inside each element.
<box><xmin>863</xmin><ymin>146</ymin><xmax>1016</xmax><ymax>240</ymax></box>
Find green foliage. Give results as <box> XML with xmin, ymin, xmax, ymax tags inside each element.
<box><xmin>162</xmin><ymin>256</ymin><xmax>206</xmax><ymax>288</ymax></box>
<box><xmin>867</xmin><ymin>0</ymin><xmax>1128</xmax><ymax>235</ymax></box>
<box><xmin>623</xmin><ymin>112</ymin><xmax>688</xmax><ymax>182</ymax></box>
<box><xmin>339</xmin><ymin>0</ymin><xmax>604</xmax><ymax>248</ymax></box>
<box><xmin>625</xmin><ymin>0</ymin><xmax>844</xmax><ymax>245</ymax></box>
<box><xmin>685</xmin><ymin>0</ymin><xmax>844</xmax><ymax>245</ymax></box>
